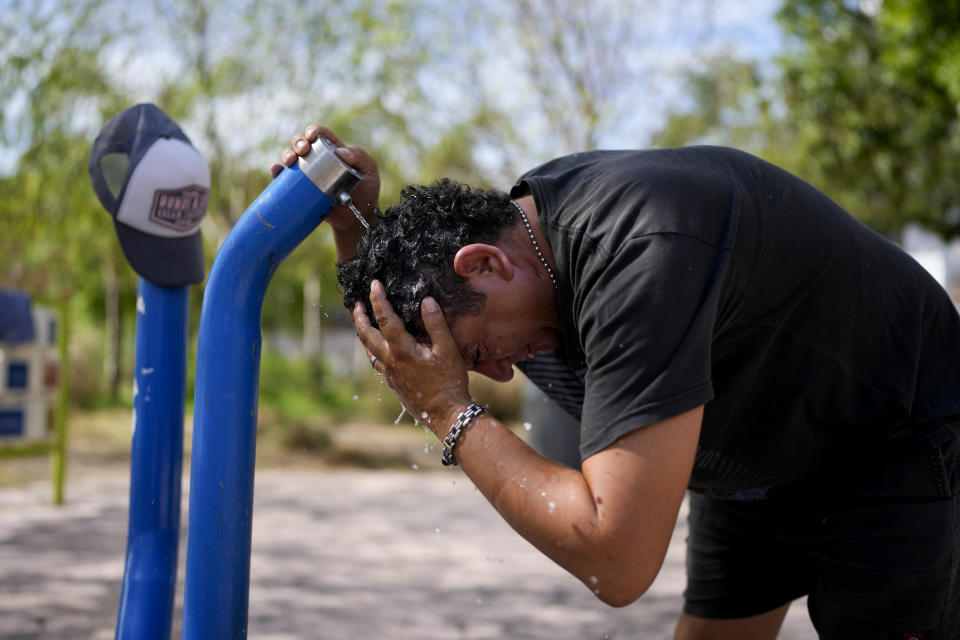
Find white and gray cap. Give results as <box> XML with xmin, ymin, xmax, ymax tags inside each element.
<box><xmin>89</xmin><ymin>103</ymin><xmax>209</xmax><ymax>286</ymax></box>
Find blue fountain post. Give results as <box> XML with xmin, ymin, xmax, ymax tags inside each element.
<box><xmin>115</xmin><ymin>280</ymin><xmax>189</xmax><ymax>640</ymax></box>
<box><xmin>182</xmin><ymin>137</ymin><xmax>362</xmax><ymax>639</ymax></box>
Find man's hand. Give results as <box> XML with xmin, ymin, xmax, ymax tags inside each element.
<box><xmin>353</xmin><ymin>280</ymin><xmax>472</xmax><ymax>435</ymax></box>
<box><xmin>270</xmin><ymin>124</ymin><xmax>380</xmax><ymax>235</ymax></box>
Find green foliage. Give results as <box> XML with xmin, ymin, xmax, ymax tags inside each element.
<box><xmin>651</xmin><ymin>54</ymin><xmax>795</xmax><ymax>168</ymax></box>
<box><xmin>653</xmin><ymin>0</ymin><xmax>960</xmax><ymax>241</ymax></box>
<box><xmin>257</xmin><ymin>350</ymin><xmax>358</xmax><ymax>419</ymax></box>
<box><xmin>775</xmin><ymin>0</ymin><xmax>960</xmax><ymax>238</ymax></box>
<box><xmin>0</xmin><ymin>0</ymin><xmax>444</xmax><ymax>413</ymax></box>
<box><xmin>3</xmin><ymin>0</ymin><xmax>770</xmax><ymax>424</ymax></box>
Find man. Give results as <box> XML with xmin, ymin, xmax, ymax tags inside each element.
<box><xmin>274</xmin><ymin>126</ymin><xmax>960</xmax><ymax>639</ymax></box>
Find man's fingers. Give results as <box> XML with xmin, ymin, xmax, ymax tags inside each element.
<box><xmin>368</xmin><ymin>281</ymin><xmax>429</xmax><ymax>359</ymax></box>
<box><xmin>306</xmin><ymin>125</ymin><xmax>344</xmax><ymax>147</ymax></box>
<box><xmin>289</xmin><ymin>133</ymin><xmax>311</xmax><ymax>159</ymax></box>
<box><xmin>420</xmin><ymin>297</ymin><xmax>458</xmax><ymax>359</ymax></box>
<box><xmin>368</xmin><ymin>280</ymin><xmax>410</xmax><ymax>343</ymax></box>
<box><xmin>335</xmin><ymin>145</ymin><xmax>378</xmax><ymax>177</ymax></box>
<box><xmin>352</xmin><ymin>301</ymin><xmax>387</xmax><ymax>355</ymax></box>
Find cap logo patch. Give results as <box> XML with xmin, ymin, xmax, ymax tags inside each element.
<box><xmin>150</xmin><ymin>185</ymin><xmax>209</xmax><ymax>232</ymax></box>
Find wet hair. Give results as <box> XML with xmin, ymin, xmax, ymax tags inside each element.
<box><xmin>337</xmin><ymin>179</ymin><xmax>518</xmax><ymax>342</ymax></box>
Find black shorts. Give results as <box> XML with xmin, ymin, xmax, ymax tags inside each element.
<box><xmin>683</xmin><ymin>434</ymin><xmax>960</xmax><ymax>639</ymax></box>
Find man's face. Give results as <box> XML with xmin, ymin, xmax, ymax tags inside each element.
<box><xmin>443</xmin><ymin>238</ymin><xmax>563</xmax><ymax>383</ymax></box>
<box><xmin>447</xmin><ymin>291</ymin><xmax>563</xmax><ymax>383</ymax></box>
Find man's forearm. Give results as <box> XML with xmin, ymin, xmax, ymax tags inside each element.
<box><xmin>441</xmin><ymin>411</ymin><xmax>673</xmax><ymax>607</ymax></box>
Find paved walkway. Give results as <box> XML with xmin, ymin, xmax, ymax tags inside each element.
<box><xmin>0</xmin><ymin>469</ymin><xmax>816</xmax><ymax>639</ymax></box>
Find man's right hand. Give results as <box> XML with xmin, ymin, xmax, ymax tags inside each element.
<box><xmin>270</xmin><ymin>125</ymin><xmax>380</xmax><ymax>234</ymax></box>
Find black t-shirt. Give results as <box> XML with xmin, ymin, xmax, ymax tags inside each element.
<box><xmin>512</xmin><ymin>146</ymin><xmax>960</xmax><ymax>498</ymax></box>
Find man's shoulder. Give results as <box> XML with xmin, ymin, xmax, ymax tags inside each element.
<box><xmin>515</xmin><ymin>145</ymin><xmax>769</xmax><ymax>194</ymax></box>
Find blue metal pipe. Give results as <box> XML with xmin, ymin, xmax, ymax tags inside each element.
<box><xmin>182</xmin><ymin>143</ymin><xmax>360</xmax><ymax>639</ymax></box>
<box><xmin>115</xmin><ymin>279</ymin><xmax>188</xmax><ymax>640</ymax></box>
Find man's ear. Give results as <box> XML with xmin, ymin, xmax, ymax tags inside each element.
<box><xmin>453</xmin><ymin>243</ymin><xmax>514</xmax><ymax>282</ymax></box>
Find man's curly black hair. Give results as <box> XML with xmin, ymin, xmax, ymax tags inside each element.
<box><xmin>337</xmin><ymin>178</ymin><xmax>519</xmax><ymax>342</ymax></box>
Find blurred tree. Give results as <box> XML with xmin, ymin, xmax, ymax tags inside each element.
<box><xmin>512</xmin><ymin>0</ymin><xmax>653</xmax><ymax>152</ymax></box>
<box><xmin>509</xmin><ymin>0</ymin><xmax>714</xmax><ymax>156</ymax></box>
<box><xmin>140</xmin><ymin>0</ymin><xmax>439</xmax><ymax>346</ymax></box>
<box><xmin>777</xmin><ymin>0</ymin><xmax>960</xmax><ymax>238</ymax></box>
<box><xmin>401</xmin><ymin>0</ymin><xmax>720</xmax><ymax>185</ymax></box>
<box><xmin>651</xmin><ymin>54</ymin><xmax>795</xmax><ymax>168</ymax></box>
<box><xmin>0</xmin><ymin>0</ymin><xmax>136</xmax><ymax>400</ymax></box>
<box><xmin>651</xmin><ymin>0</ymin><xmax>960</xmax><ymax>241</ymax></box>
<box><xmin>1</xmin><ymin>0</ymin><xmax>442</xmax><ymax>405</ymax></box>
<box><xmin>1</xmin><ymin>0</ymin><xmax>779</xmax><ymax>413</ymax></box>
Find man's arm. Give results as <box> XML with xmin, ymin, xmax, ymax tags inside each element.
<box><xmin>355</xmin><ymin>282</ymin><xmax>701</xmax><ymax>606</ymax></box>
<box><xmin>270</xmin><ymin>125</ymin><xmax>380</xmax><ymax>262</ymax></box>
<box><xmin>455</xmin><ymin>403</ymin><xmax>701</xmax><ymax>606</ymax></box>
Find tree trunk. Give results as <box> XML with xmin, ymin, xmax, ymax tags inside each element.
<box><xmin>302</xmin><ymin>275</ymin><xmax>322</xmax><ymax>358</ymax></box>
<box><xmin>103</xmin><ymin>253</ymin><xmax>121</xmax><ymax>399</ymax></box>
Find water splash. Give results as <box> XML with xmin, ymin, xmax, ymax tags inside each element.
<box><xmin>346</xmin><ymin>200</ymin><xmax>370</xmax><ymax>229</ymax></box>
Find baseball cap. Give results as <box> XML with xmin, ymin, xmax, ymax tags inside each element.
<box><xmin>89</xmin><ymin>103</ymin><xmax>209</xmax><ymax>287</ymax></box>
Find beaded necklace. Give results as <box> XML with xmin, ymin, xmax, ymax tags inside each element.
<box><xmin>511</xmin><ymin>200</ymin><xmax>556</xmax><ymax>288</ymax></box>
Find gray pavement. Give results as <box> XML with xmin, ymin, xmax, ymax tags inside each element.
<box><xmin>0</xmin><ymin>470</ymin><xmax>817</xmax><ymax>639</ymax></box>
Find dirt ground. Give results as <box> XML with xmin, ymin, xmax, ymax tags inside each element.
<box><xmin>0</xmin><ymin>411</ymin><xmax>818</xmax><ymax>639</ymax></box>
